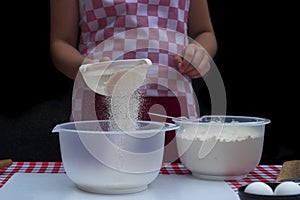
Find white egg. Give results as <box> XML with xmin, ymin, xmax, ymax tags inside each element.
<box><xmin>244</xmin><ymin>182</ymin><xmax>274</xmax><ymax>195</ymax></box>
<box><xmin>274</xmin><ymin>181</ymin><xmax>300</xmax><ymax>196</ymax></box>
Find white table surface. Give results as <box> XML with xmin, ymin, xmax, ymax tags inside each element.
<box><xmin>0</xmin><ymin>173</ymin><xmax>239</xmax><ymax>200</ymax></box>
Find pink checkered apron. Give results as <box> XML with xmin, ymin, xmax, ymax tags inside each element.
<box><xmin>72</xmin><ymin>0</ymin><xmax>198</xmax><ymax>162</ymax></box>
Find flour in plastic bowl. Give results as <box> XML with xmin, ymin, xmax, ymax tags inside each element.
<box><xmin>175</xmin><ymin>117</ymin><xmax>269</xmax><ymax>180</ymax></box>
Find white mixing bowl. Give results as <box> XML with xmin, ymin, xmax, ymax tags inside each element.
<box><xmin>173</xmin><ymin>115</ymin><xmax>271</xmax><ymax>180</ymax></box>
<box><xmin>52</xmin><ymin>120</ymin><xmax>178</xmax><ymax>194</ymax></box>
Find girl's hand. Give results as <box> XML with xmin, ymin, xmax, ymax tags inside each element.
<box><xmin>174</xmin><ymin>43</ymin><xmax>211</xmax><ymax>79</ymax></box>
<box><xmin>83</xmin><ymin>56</ymin><xmax>111</xmax><ymax>64</ymax></box>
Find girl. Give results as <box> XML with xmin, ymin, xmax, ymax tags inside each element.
<box><xmin>50</xmin><ymin>0</ymin><xmax>217</xmax><ymax>163</ymax></box>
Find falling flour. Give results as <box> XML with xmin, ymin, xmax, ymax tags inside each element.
<box><xmin>104</xmin><ymin>67</ymin><xmax>147</xmax><ymax>131</ymax></box>
<box><xmin>101</xmin><ymin>68</ymin><xmax>147</xmax><ymax>170</ymax></box>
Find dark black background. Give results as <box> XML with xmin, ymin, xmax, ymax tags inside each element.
<box><xmin>0</xmin><ymin>1</ymin><xmax>299</xmax><ymax>164</ymax></box>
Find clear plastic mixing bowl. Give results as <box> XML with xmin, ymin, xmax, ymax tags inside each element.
<box><xmin>52</xmin><ymin>120</ymin><xmax>178</xmax><ymax>194</ymax></box>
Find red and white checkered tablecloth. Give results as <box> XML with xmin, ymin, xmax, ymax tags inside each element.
<box><xmin>0</xmin><ymin>162</ymin><xmax>281</xmax><ymax>193</ymax></box>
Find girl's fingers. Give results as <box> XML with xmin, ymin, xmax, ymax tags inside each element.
<box><xmin>188</xmin><ymin>56</ymin><xmax>211</xmax><ymax>78</ymax></box>
<box><xmin>174</xmin><ymin>54</ymin><xmax>183</xmax><ymax>65</ymax></box>
<box><xmin>98</xmin><ymin>57</ymin><xmax>111</xmax><ymax>62</ymax></box>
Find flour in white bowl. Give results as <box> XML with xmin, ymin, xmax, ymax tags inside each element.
<box><xmin>177</xmin><ymin>124</ymin><xmax>263</xmax><ymax>142</ymax></box>
<box><xmin>176</xmin><ymin>124</ymin><xmax>265</xmax><ymax>180</ymax></box>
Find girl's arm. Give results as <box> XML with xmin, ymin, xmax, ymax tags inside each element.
<box><xmin>188</xmin><ymin>0</ymin><xmax>217</xmax><ymax>58</ymax></box>
<box><xmin>50</xmin><ymin>0</ymin><xmax>83</xmax><ymax>80</ymax></box>
<box><xmin>175</xmin><ymin>0</ymin><xmax>218</xmax><ymax>79</ymax></box>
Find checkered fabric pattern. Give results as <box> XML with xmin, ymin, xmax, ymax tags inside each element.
<box><xmin>75</xmin><ymin>0</ymin><xmax>197</xmax><ymax>117</ymax></box>
<box><xmin>72</xmin><ymin>74</ymin><xmax>100</xmax><ymax>121</ymax></box>
<box><xmin>0</xmin><ymin>162</ymin><xmax>64</xmax><ymax>189</ymax></box>
<box><xmin>0</xmin><ymin>162</ymin><xmax>281</xmax><ymax>193</ymax></box>
<box><xmin>227</xmin><ymin>165</ymin><xmax>281</xmax><ymax>192</ymax></box>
